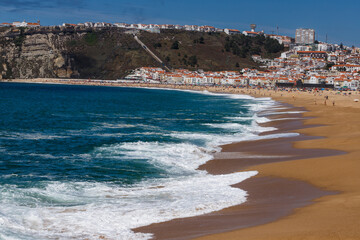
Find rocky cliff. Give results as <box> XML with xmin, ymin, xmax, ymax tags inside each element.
<box><xmin>0</xmin><ymin>27</ymin><xmax>157</xmax><ymax>79</ymax></box>
<box><xmin>0</xmin><ymin>27</ymin><xmax>284</xmax><ymax>80</ymax></box>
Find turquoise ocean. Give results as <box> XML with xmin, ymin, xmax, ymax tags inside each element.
<box><xmin>0</xmin><ymin>83</ymin><xmax>295</xmax><ymax>239</ymax></box>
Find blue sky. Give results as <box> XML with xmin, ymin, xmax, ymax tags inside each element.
<box><xmin>1</xmin><ymin>0</ymin><xmax>359</xmax><ymax>46</ymax></box>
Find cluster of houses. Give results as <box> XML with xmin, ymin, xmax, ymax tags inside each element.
<box><xmin>126</xmin><ymin>45</ymin><xmax>360</xmax><ymax>90</ymax></box>
<box><xmin>68</xmin><ymin>22</ymin><xmax>293</xmax><ymax>47</ymax></box>
<box><xmin>0</xmin><ymin>20</ymin><xmax>293</xmax><ymax>44</ymax></box>
<box><xmin>1</xmin><ymin>20</ymin><xmax>359</xmax><ymax>90</ymax></box>
<box><xmin>124</xmin><ymin>67</ymin><xmax>250</xmax><ymax>86</ymax></box>
<box><xmin>1</xmin><ymin>20</ymin><xmax>295</xmax><ymax>47</ymax></box>
<box><xmin>64</xmin><ymin>22</ymin><xmax>223</xmax><ymax>33</ymax></box>
<box><xmin>0</xmin><ymin>21</ymin><xmax>40</xmax><ymax>28</ymax></box>
<box><xmin>262</xmin><ymin>45</ymin><xmax>360</xmax><ymax>89</ymax></box>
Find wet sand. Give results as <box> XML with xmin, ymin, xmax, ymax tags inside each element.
<box><xmin>135</xmin><ymin>105</ymin><xmax>342</xmax><ymax>239</ymax></box>
<box><xmin>136</xmin><ymin>177</ymin><xmax>330</xmax><ymax>240</ymax></box>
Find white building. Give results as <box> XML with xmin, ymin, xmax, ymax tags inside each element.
<box><xmin>281</xmin><ymin>50</ymin><xmax>296</xmax><ymax>59</ymax></box>
<box><xmin>11</xmin><ymin>21</ymin><xmax>40</xmax><ymax>28</ymax></box>
<box><xmin>114</xmin><ymin>23</ymin><xmax>129</xmax><ymax>28</ymax></box>
<box><xmin>94</xmin><ymin>22</ymin><xmax>114</xmax><ymax>28</ymax></box>
<box><xmin>199</xmin><ymin>26</ymin><xmax>216</xmax><ymax>32</ymax></box>
<box><xmin>243</xmin><ymin>31</ymin><xmax>262</xmax><ymax>37</ymax></box>
<box><xmin>0</xmin><ymin>22</ymin><xmax>12</xmax><ymax>27</ymax></box>
<box><xmin>317</xmin><ymin>43</ymin><xmax>335</xmax><ymax>52</ymax></box>
<box><xmin>305</xmin><ymin>76</ymin><xmax>327</xmax><ymax>84</ymax></box>
<box><xmin>12</xmin><ymin>21</ymin><xmax>27</xmax><ymax>27</ymax></box>
<box><xmin>269</xmin><ymin>35</ymin><xmax>292</xmax><ymax>47</ymax></box>
<box><xmin>295</xmin><ymin>28</ymin><xmax>315</xmax><ymax>44</ymax></box>
<box><xmin>84</xmin><ymin>22</ymin><xmax>95</xmax><ymax>27</ymax></box>
<box><xmin>224</xmin><ymin>28</ymin><xmax>241</xmax><ymax>35</ymax></box>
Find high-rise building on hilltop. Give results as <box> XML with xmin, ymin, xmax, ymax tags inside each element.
<box><xmin>295</xmin><ymin>28</ymin><xmax>315</xmax><ymax>44</ymax></box>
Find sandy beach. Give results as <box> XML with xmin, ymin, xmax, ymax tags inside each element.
<box><xmin>2</xmin><ymin>79</ymin><xmax>360</xmax><ymax>239</ymax></box>
<box><xmin>195</xmin><ymin>89</ymin><xmax>360</xmax><ymax>240</ymax></box>
<box><xmin>135</xmin><ymin>109</ymin><xmax>343</xmax><ymax>240</ymax></box>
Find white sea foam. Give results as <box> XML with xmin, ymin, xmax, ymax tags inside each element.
<box><xmin>0</xmin><ymin>132</ymin><xmax>68</xmax><ymax>140</ymax></box>
<box><xmin>267</xmin><ymin>107</ymin><xmax>289</xmax><ymax>110</ymax></box>
<box><xmin>101</xmin><ymin>123</ymin><xmax>137</xmax><ymax>129</ymax></box>
<box><xmin>204</xmin><ymin>122</ymin><xmax>246</xmax><ymax>130</ymax></box>
<box><xmin>170</xmin><ymin>130</ymin><xmax>298</xmax><ymax>151</ymax></box>
<box><xmin>0</xmin><ymin>147</ymin><xmax>6</xmax><ymax>153</ymax></box>
<box><xmin>141</xmin><ymin>86</ymin><xmax>259</xmax><ymax>101</ymax></box>
<box><xmin>226</xmin><ymin>115</ymin><xmax>271</xmax><ymax>124</ymax></box>
<box><xmin>203</xmin><ymin>121</ymin><xmax>276</xmax><ymax>133</ymax></box>
<box><xmin>245</xmin><ymin>101</ymin><xmax>275</xmax><ymax>112</ymax></box>
<box><xmin>259</xmin><ymin>111</ymin><xmax>306</xmax><ymax>116</ymax></box>
<box><xmin>0</xmin><ymin>87</ymin><xmax>301</xmax><ymax>240</ymax></box>
<box><xmin>0</xmin><ymin>171</ymin><xmax>257</xmax><ymax>240</ymax></box>
<box><xmin>199</xmin><ymin>90</ymin><xmax>256</xmax><ymax>100</ymax></box>
<box><xmin>28</xmin><ymin>153</ymin><xmax>59</xmax><ymax>159</ymax></box>
<box><xmin>271</xmin><ymin>117</ymin><xmax>302</xmax><ymax>121</ymax></box>
<box><xmin>94</xmin><ymin>141</ymin><xmax>213</xmax><ymax>172</ymax></box>
<box><xmin>91</xmin><ymin>132</ymin><xmax>125</xmax><ymax>137</ymax></box>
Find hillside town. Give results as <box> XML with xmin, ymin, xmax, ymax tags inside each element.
<box><xmin>123</xmin><ymin>26</ymin><xmax>360</xmax><ymax>90</ymax></box>
<box><xmin>126</xmin><ymin>40</ymin><xmax>360</xmax><ymax>90</ymax></box>
<box><xmin>1</xmin><ymin>20</ymin><xmax>359</xmax><ymax>90</ymax></box>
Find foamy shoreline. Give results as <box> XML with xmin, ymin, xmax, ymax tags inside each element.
<box><xmin>195</xmin><ymin>85</ymin><xmax>360</xmax><ymax>239</ymax></box>
<box><xmin>1</xmin><ymin>79</ymin><xmax>288</xmax><ymax>240</ymax></box>
<box><xmin>3</xmin><ymin>79</ymin><xmax>360</xmax><ymax>239</ymax></box>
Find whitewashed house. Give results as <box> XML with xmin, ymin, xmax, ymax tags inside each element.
<box><xmin>224</xmin><ymin>28</ymin><xmax>241</xmax><ymax>35</ymax></box>
<box><xmin>305</xmin><ymin>76</ymin><xmax>327</xmax><ymax>84</ymax></box>
<box><xmin>114</xmin><ymin>23</ymin><xmax>130</xmax><ymax>28</ymax></box>
<box><xmin>84</xmin><ymin>22</ymin><xmax>94</xmax><ymax>27</ymax></box>
<box><xmin>12</xmin><ymin>21</ymin><xmax>27</xmax><ymax>27</ymax></box>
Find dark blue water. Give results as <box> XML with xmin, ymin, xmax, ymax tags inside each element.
<box><xmin>0</xmin><ymin>83</ymin><xmax>272</xmax><ymax>239</ymax></box>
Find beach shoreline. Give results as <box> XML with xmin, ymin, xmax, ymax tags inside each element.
<box><xmin>2</xmin><ymin>79</ymin><xmax>360</xmax><ymax>239</ymax></box>
<box><xmin>196</xmin><ymin>87</ymin><xmax>360</xmax><ymax>239</ymax></box>
<box><xmin>135</xmin><ymin>104</ymin><xmax>342</xmax><ymax>240</ymax></box>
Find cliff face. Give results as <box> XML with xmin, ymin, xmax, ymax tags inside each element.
<box><xmin>0</xmin><ymin>27</ymin><xmax>158</xmax><ymax>79</ymax></box>
<box><xmin>0</xmin><ymin>27</ymin><xmax>284</xmax><ymax>80</ymax></box>
<box><xmin>0</xmin><ymin>29</ymin><xmax>80</xmax><ymax>79</ymax></box>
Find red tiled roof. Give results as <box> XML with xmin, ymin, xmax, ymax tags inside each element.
<box><xmin>297</xmin><ymin>51</ymin><xmax>327</xmax><ymax>54</ymax></box>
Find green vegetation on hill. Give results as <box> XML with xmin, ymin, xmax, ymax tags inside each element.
<box><xmin>0</xmin><ymin>27</ymin><xmax>286</xmax><ymax>79</ymax></box>
<box><xmin>66</xmin><ymin>29</ymin><xmax>286</xmax><ymax>78</ymax></box>
<box><xmin>224</xmin><ymin>34</ymin><xmax>284</xmax><ymax>58</ymax></box>
<box><xmin>65</xmin><ymin>29</ymin><xmax>159</xmax><ymax>79</ymax></box>
<box><xmin>138</xmin><ymin>30</ymin><xmax>284</xmax><ymax>72</ymax></box>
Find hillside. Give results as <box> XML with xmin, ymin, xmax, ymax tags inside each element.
<box><xmin>0</xmin><ymin>27</ymin><xmax>284</xmax><ymax>80</ymax></box>
<box><xmin>139</xmin><ymin>30</ymin><xmax>283</xmax><ymax>71</ymax></box>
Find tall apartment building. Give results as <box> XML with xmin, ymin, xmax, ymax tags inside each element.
<box><xmin>295</xmin><ymin>28</ymin><xmax>315</xmax><ymax>44</ymax></box>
